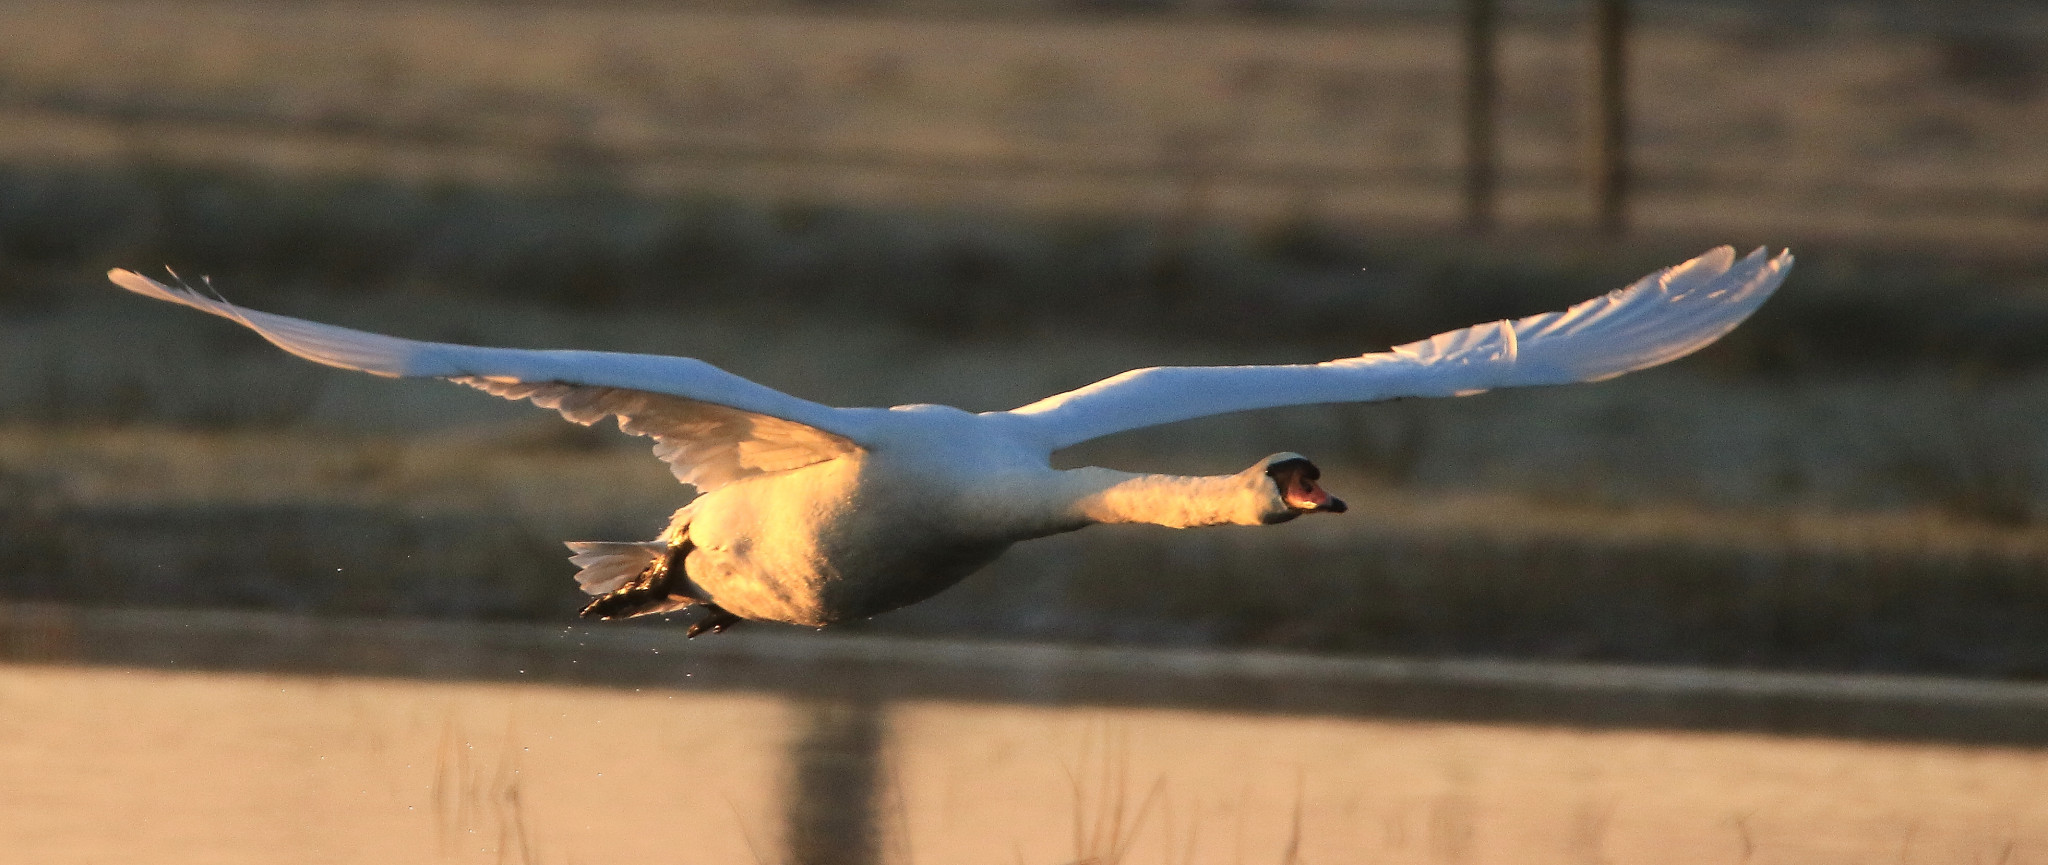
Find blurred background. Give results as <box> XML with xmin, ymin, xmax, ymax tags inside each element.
<box><xmin>3</xmin><ymin>0</ymin><xmax>2048</xmax><ymax>862</ymax></box>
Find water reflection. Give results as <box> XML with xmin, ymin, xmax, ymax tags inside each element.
<box><xmin>5</xmin><ymin>663</ymin><xmax>2047</xmax><ymax>864</ymax></box>
<box><xmin>3</xmin><ymin>605</ymin><xmax>2048</xmax><ymax>863</ymax></box>
<box><xmin>785</xmin><ymin>697</ymin><xmax>884</xmax><ymax>865</ymax></box>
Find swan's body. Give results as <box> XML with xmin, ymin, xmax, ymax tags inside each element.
<box><xmin>109</xmin><ymin>246</ymin><xmax>1792</xmax><ymax>633</ymax></box>
<box><xmin>668</xmin><ymin>407</ymin><xmax>1312</xmax><ymax>625</ymax></box>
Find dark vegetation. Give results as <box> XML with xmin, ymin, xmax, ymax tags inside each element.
<box><xmin>5</xmin><ymin>162</ymin><xmax>2048</xmax><ymax>373</ymax></box>
<box><xmin>5</xmin><ymin>488</ymin><xmax>2047</xmax><ymax>678</ymax></box>
<box><xmin>5</xmin><ymin>163</ymin><xmax>2048</xmax><ymax>678</ymax></box>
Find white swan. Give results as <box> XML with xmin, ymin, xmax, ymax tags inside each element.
<box><xmin>109</xmin><ymin>246</ymin><xmax>1791</xmax><ymax>635</ymax></box>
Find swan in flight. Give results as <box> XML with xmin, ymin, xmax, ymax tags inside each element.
<box><xmin>109</xmin><ymin>246</ymin><xmax>1790</xmax><ymax>636</ymax></box>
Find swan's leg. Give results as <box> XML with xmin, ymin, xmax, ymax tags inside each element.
<box><xmin>578</xmin><ymin>539</ymin><xmax>695</xmax><ymax>621</ymax></box>
<box><xmin>686</xmin><ymin>604</ymin><xmax>742</xmax><ymax>638</ymax></box>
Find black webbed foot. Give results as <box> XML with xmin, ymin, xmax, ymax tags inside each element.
<box><xmin>686</xmin><ymin>604</ymin><xmax>742</xmax><ymax>638</ymax></box>
<box><xmin>578</xmin><ymin>583</ymin><xmax>669</xmax><ymax>621</ymax></box>
<box><xmin>578</xmin><ymin>541</ymin><xmax>688</xmax><ymax>621</ymax></box>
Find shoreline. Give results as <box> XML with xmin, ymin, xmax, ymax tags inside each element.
<box><xmin>7</xmin><ymin>601</ymin><xmax>2047</xmax><ymax>745</ymax></box>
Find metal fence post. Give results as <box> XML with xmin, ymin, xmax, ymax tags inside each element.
<box><xmin>1462</xmin><ymin>0</ymin><xmax>1499</xmax><ymax>233</ymax></box>
<box><xmin>1589</xmin><ymin>0</ymin><xmax>1630</xmax><ymax>235</ymax></box>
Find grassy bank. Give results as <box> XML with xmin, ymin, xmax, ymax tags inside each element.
<box><xmin>6</xmin><ymin>0</ymin><xmax>2048</xmax><ymax>247</ymax></box>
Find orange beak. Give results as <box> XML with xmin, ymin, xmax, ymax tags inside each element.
<box><xmin>1281</xmin><ymin>476</ymin><xmax>1347</xmax><ymax>514</ymax></box>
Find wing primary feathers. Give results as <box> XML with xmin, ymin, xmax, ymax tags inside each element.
<box><xmin>1005</xmin><ymin>246</ymin><xmax>1791</xmax><ymax>451</ymax></box>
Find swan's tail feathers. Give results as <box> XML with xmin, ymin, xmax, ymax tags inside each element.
<box><xmin>565</xmin><ymin>541</ymin><xmax>670</xmax><ymax>596</ymax></box>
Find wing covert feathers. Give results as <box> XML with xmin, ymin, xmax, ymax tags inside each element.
<box><xmin>452</xmin><ymin>377</ymin><xmax>857</xmax><ymax>489</ymax></box>
<box><xmin>1008</xmin><ymin>246</ymin><xmax>1791</xmax><ymax>450</ymax></box>
<box><xmin>108</xmin><ymin>268</ymin><xmax>864</xmax><ymax>490</ymax></box>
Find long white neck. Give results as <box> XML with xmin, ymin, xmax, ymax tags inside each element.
<box><xmin>1055</xmin><ymin>466</ymin><xmax>1280</xmax><ymax>529</ymax></box>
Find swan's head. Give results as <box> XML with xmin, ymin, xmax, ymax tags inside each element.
<box><xmin>1257</xmin><ymin>453</ymin><xmax>1347</xmax><ymax>524</ymax></box>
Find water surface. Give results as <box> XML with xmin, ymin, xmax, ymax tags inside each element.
<box><xmin>3</xmin><ymin>605</ymin><xmax>2047</xmax><ymax>864</ymax></box>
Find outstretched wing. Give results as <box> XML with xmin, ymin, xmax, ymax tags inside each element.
<box><xmin>108</xmin><ymin>270</ymin><xmax>870</xmax><ymax>491</ymax></box>
<box><xmin>1004</xmin><ymin>246</ymin><xmax>1791</xmax><ymax>452</ymax></box>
